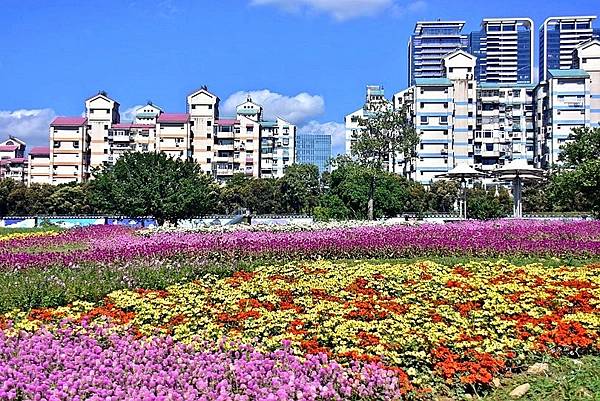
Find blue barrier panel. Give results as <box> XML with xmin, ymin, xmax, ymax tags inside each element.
<box><xmin>44</xmin><ymin>218</ymin><xmax>105</xmax><ymax>228</ymax></box>
<box><xmin>0</xmin><ymin>218</ymin><xmax>36</xmax><ymax>228</ymax></box>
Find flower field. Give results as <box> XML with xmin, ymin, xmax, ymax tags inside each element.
<box><xmin>1</xmin><ymin>220</ymin><xmax>600</xmax><ymax>399</ymax></box>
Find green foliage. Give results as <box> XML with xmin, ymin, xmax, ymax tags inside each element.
<box><xmin>466</xmin><ymin>185</ymin><xmax>512</xmax><ymax>220</ymax></box>
<box><xmin>551</xmin><ymin>127</ymin><xmax>600</xmax><ymax>216</ymax></box>
<box><xmin>324</xmin><ymin>158</ymin><xmax>416</xmax><ymax>219</ymax></box>
<box><xmin>90</xmin><ymin>152</ymin><xmax>218</xmax><ymax>224</ymax></box>
<box><xmin>313</xmin><ymin>195</ymin><xmax>350</xmax><ymax>222</ymax></box>
<box><xmin>218</xmin><ymin>174</ymin><xmax>284</xmax><ymax>215</ymax></box>
<box><xmin>426</xmin><ymin>180</ymin><xmax>459</xmax><ymax>213</ymax></box>
<box><xmin>279</xmin><ymin>164</ymin><xmax>321</xmax><ymax>214</ymax></box>
<box><xmin>0</xmin><ymin>180</ymin><xmax>98</xmax><ymax>217</ymax></box>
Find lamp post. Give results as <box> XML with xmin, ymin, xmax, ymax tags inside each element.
<box><xmin>437</xmin><ymin>164</ymin><xmax>487</xmax><ymax>219</ymax></box>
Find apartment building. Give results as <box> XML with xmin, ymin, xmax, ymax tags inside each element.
<box><xmin>535</xmin><ymin>39</ymin><xmax>600</xmax><ymax>168</ymax></box>
<box><xmin>49</xmin><ymin>117</ymin><xmax>89</xmax><ymax>184</ymax></box>
<box><xmin>35</xmin><ymin>88</ymin><xmax>295</xmax><ymax>185</ymax></box>
<box><xmin>476</xmin><ymin>83</ymin><xmax>536</xmax><ymax>173</ymax></box>
<box><xmin>539</xmin><ymin>16</ymin><xmax>598</xmax><ymax>81</ymax></box>
<box><xmin>408</xmin><ymin>21</ymin><xmax>469</xmax><ymax>85</ymax></box>
<box><xmin>394</xmin><ymin>50</ymin><xmax>477</xmax><ymax>184</ymax></box>
<box><xmin>344</xmin><ymin>85</ymin><xmax>389</xmax><ymax>156</ymax></box>
<box><xmin>85</xmin><ymin>92</ymin><xmax>120</xmax><ymax>171</ymax></box>
<box><xmin>187</xmin><ymin>87</ymin><xmax>219</xmax><ymax>175</ymax></box>
<box><xmin>469</xmin><ymin>18</ymin><xmax>534</xmax><ymax>84</ymax></box>
<box><xmin>27</xmin><ymin>147</ymin><xmax>51</xmax><ymax>185</ymax></box>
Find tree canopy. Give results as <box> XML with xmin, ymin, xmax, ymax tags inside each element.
<box><xmin>90</xmin><ymin>152</ymin><xmax>217</xmax><ymax>224</ymax></box>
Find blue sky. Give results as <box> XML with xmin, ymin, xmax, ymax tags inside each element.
<box><xmin>1</xmin><ymin>0</ymin><xmax>599</xmax><ymax>153</ymax></box>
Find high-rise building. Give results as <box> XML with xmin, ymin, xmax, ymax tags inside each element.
<box><xmin>295</xmin><ymin>131</ymin><xmax>331</xmax><ymax>174</ymax></box>
<box><xmin>539</xmin><ymin>16</ymin><xmax>597</xmax><ymax>81</ymax></box>
<box><xmin>27</xmin><ymin>147</ymin><xmax>51</xmax><ymax>186</ymax></box>
<box><xmin>469</xmin><ymin>18</ymin><xmax>534</xmax><ymax>84</ymax></box>
<box><xmin>408</xmin><ymin>21</ymin><xmax>468</xmax><ymax>85</ymax></box>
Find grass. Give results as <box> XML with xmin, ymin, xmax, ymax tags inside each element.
<box><xmin>482</xmin><ymin>356</ymin><xmax>600</xmax><ymax>400</ymax></box>
<box><xmin>0</xmin><ymin>226</ymin><xmax>64</xmax><ymax>236</ymax></box>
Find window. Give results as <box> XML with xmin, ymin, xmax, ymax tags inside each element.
<box><xmin>207</xmin><ymin>158</ymin><xmax>211</xmax><ymax>163</ymax></box>
<box><xmin>443</xmin><ymin>103</ymin><xmax>448</xmax><ymax>109</ymax></box>
<box><xmin>449</xmin><ymin>67</ymin><xmax>454</xmax><ymax>72</ymax></box>
<box><xmin>104</xmin><ymin>125</ymin><xmax>108</xmax><ymax>130</ymax></box>
<box><xmin>208</xmin><ymin>105</ymin><xmax>213</xmax><ymax>110</ymax></box>
<box><xmin>207</xmin><ymin>146</ymin><xmax>211</xmax><ymax>151</ymax></box>
<box><xmin>73</xmin><ymin>141</ymin><xmax>79</xmax><ymax>149</ymax></box>
<box><xmin>420</xmin><ymin>116</ymin><xmax>429</xmax><ymax>125</ymax></box>
<box><xmin>104</xmin><ymin>149</ymin><xmax>108</xmax><ymax>154</ymax></box>
<box><xmin>53</xmin><ymin>141</ymin><xmax>61</xmax><ymax>148</ymax></box>
<box><xmin>440</xmin><ymin>116</ymin><xmax>448</xmax><ymax>125</ymax></box>
<box><xmin>207</xmin><ymin>121</ymin><xmax>212</xmax><ymax>126</ymax></box>
<box><xmin>192</xmin><ymin>105</ymin><xmax>197</xmax><ymax>109</ymax></box>
<box><xmin>486</xmin><ymin>143</ymin><xmax>493</xmax><ymax>151</ymax></box>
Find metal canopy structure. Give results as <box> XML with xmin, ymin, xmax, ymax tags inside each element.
<box><xmin>494</xmin><ymin>159</ymin><xmax>544</xmax><ymax>218</ymax></box>
<box><xmin>437</xmin><ymin>164</ymin><xmax>487</xmax><ymax>219</ymax></box>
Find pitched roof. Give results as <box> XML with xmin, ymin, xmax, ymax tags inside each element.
<box><xmin>548</xmin><ymin>69</ymin><xmax>590</xmax><ymax>79</ymax></box>
<box><xmin>50</xmin><ymin>116</ymin><xmax>87</xmax><ymax>127</ymax></box>
<box><xmin>0</xmin><ymin>145</ymin><xmax>19</xmax><ymax>151</ymax></box>
<box><xmin>157</xmin><ymin>113</ymin><xmax>189</xmax><ymax>123</ymax></box>
<box><xmin>216</xmin><ymin>119</ymin><xmax>240</xmax><ymax>126</ymax></box>
<box><xmin>0</xmin><ymin>157</ymin><xmax>26</xmax><ymax>165</ymax></box>
<box><xmin>29</xmin><ymin>146</ymin><xmax>50</xmax><ymax>156</ymax></box>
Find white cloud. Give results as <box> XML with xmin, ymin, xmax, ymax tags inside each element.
<box><xmin>299</xmin><ymin>120</ymin><xmax>346</xmax><ymax>156</ymax></box>
<box><xmin>249</xmin><ymin>0</ymin><xmax>426</xmax><ymax>20</ymax></box>
<box><xmin>120</xmin><ymin>105</ymin><xmax>144</xmax><ymax>122</ymax></box>
<box><xmin>0</xmin><ymin>109</ymin><xmax>56</xmax><ymax>148</ymax></box>
<box><xmin>222</xmin><ymin>90</ymin><xmax>324</xmax><ymax>125</ymax></box>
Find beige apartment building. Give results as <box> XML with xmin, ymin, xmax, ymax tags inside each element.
<box><xmin>31</xmin><ymin>88</ymin><xmax>296</xmax><ymax>185</ymax></box>
<box><xmin>27</xmin><ymin>147</ymin><xmax>51</xmax><ymax>185</ymax></box>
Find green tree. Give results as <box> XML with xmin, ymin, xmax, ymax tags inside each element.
<box><xmin>551</xmin><ymin>127</ymin><xmax>600</xmax><ymax>215</ymax></box>
<box><xmin>426</xmin><ymin>180</ymin><xmax>459</xmax><ymax>213</ymax></box>
<box><xmin>245</xmin><ymin>178</ymin><xmax>283</xmax><ymax>215</ymax></box>
<box><xmin>0</xmin><ymin>179</ymin><xmax>22</xmax><ymax>216</ymax></box>
<box><xmin>326</xmin><ymin>157</ymin><xmax>417</xmax><ymax>219</ymax></box>
<box><xmin>280</xmin><ymin>164</ymin><xmax>321</xmax><ymax>214</ymax></box>
<box><xmin>466</xmin><ymin>185</ymin><xmax>512</xmax><ymax>220</ymax></box>
<box><xmin>90</xmin><ymin>152</ymin><xmax>217</xmax><ymax>225</ymax></box>
<box><xmin>218</xmin><ymin>174</ymin><xmax>251</xmax><ymax>214</ymax></box>
<box><xmin>352</xmin><ymin>104</ymin><xmax>418</xmax><ymax>219</ymax></box>
<box><xmin>48</xmin><ymin>185</ymin><xmax>96</xmax><ymax>215</ymax></box>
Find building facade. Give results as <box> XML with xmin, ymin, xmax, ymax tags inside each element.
<box><xmin>535</xmin><ymin>39</ymin><xmax>600</xmax><ymax>168</ymax></box>
<box><xmin>295</xmin><ymin>131</ymin><xmax>332</xmax><ymax>174</ymax></box>
<box><xmin>27</xmin><ymin>147</ymin><xmax>51</xmax><ymax>185</ymax></box>
<box><xmin>32</xmin><ymin>89</ymin><xmax>296</xmax><ymax>185</ymax></box>
<box><xmin>469</xmin><ymin>18</ymin><xmax>534</xmax><ymax>84</ymax></box>
<box><xmin>408</xmin><ymin>21</ymin><xmax>469</xmax><ymax>85</ymax></box>
<box><xmin>344</xmin><ymin>85</ymin><xmax>389</xmax><ymax>156</ymax></box>
<box><xmin>539</xmin><ymin>16</ymin><xmax>598</xmax><ymax>81</ymax></box>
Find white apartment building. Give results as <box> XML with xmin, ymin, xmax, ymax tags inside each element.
<box><xmin>535</xmin><ymin>39</ymin><xmax>600</xmax><ymax>168</ymax></box>
<box><xmin>49</xmin><ymin>117</ymin><xmax>89</xmax><ymax>184</ymax></box>
<box><xmin>344</xmin><ymin>85</ymin><xmax>389</xmax><ymax>156</ymax></box>
<box><xmin>539</xmin><ymin>16</ymin><xmax>597</xmax><ymax>81</ymax></box>
<box><xmin>156</xmin><ymin>113</ymin><xmax>191</xmax><ymax>160</ymax></box>
<box><xmin>393</xmin><ymin>50</ymin><xmax>477</xmax><ymax>184</ymax></box>
<box><xmin>476</xmin><ymin>83</ymin><xmax>536</xmax><ymax>173</ymax></box>
<box><xmin>27</xmin><ymin>147</ymin><xmax>51</xmax><ymax>186</ymax></box>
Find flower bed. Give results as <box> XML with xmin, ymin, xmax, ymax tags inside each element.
<box><xmin>5</xmin><ymin>260</ymin><xmax>599</xmax><ymax>396</ymax></box>
<box><xmin>1</xmin><ymin>220</ymin><xmax>600</xmax><ymax>270</ymax></box>
<box><xmin>0</xmin><ymin>327</ymin><xmax>407</xmax><ymax>400</ymax></box>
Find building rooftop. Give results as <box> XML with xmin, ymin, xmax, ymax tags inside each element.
<box><xmin>29</xmin><ymin>146</ymin><xmax>50</xmax><ymax>156</ymax></box>
<box><xmin>414</xmin><ymin>78</ymin><xmax>452</xmax><ymax>86</ymax></box>
<box><xmin>0</xmin><ymin>145</ymin><xmax>19</xmax><ymax>151</ymax></box>
<box><xmin>112</xmin><ymin>123</ymin><xmax>155</xmax><ymax>129</ymax></box>
<box><xmin>50</xmin><ymin>116</ymin><xmax>88</xmax><ymax>127</ymax></box>
<box><xmin>157</xmin><ymin>113</ymin><xmax>190</xmax><ymax>123</ymax></box>
<box><xmin>479</xmin><ymin>82</ymin><xmax>536</xmax><ymax>89</ymax></box>
<box><xmin>548</xmin><ymin>69</ymin><xmax>590</xmax><ymax>78</ymax></box>
<box><xmin>216</xmin><ymin>119</ymin><xmax>240</xmax><ymax>126</ymax></box>
<box><xmin>0</xmin><ymin>157</ymin><xmax>26</xmax><ymax>165</ymax></box>
<box><xmin>414</xmin><ymin>20</ymin><xmax>466</xmax><ymax>35</ymax></box>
